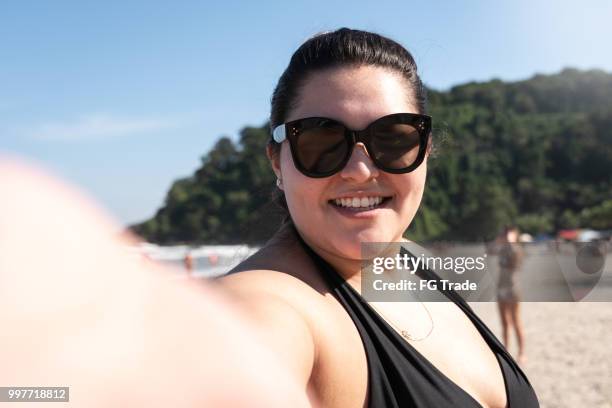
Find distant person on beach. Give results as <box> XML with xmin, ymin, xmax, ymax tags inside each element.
<box><xmin>221</xmin><ymin>28</ymin><xmax>539</xmax><ymax>407</ymax></box>
<box><xmin>184</xmin><ymin>250</ymin><xmax>194</xmax><ymax>276</ymax></box>
<box><xmin>496</xmin><ymin>225</ymin><xmax>527</xmax><ymax>365</ymax></box>
<box><xmin>208</xmin><ymin>253</ymin><xmax>219</xmax><ymax>266</ymax></box>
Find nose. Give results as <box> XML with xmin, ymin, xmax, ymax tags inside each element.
<box><xmin>339</xmin><ymin>142</ymin><xmax>380</xmax><ymax>182</ymax></box>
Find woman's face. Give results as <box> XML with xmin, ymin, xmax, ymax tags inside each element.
<box><xmin>505</xmin><ymin>229</ymin><xmax>519</xmax><ymax>243</ymax></box>
<box><xmin>272</xmin><ymin>65</ymin><xmax>428</xmax><ymax>261</ymax></box>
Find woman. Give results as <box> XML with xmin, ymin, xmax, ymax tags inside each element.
<box><xmin>221</xmin><ymin>28</ymin><xmax>538</xmax><ymax>408</ymax></box>
<box><xmin>496</xmin><ymin>225</ymin><xmax>527</xmax><ymax>365</ymax></box>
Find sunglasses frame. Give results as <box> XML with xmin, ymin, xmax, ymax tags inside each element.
<box><xmin>272</xmin><ymin>112</ymin><xmax>432</xmax><ymax>178</ymax></box>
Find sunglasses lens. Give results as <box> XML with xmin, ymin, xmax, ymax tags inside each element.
<box><xmin>370</xmin><ymin>122</ymin><xmax>421</xmax><ymax>170</ymax></box>
<box><xmin>295</xmin><ymin>121</ymin><xmax>348</xmax><ymax>174</ymax></box>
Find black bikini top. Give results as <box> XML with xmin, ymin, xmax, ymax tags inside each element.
<box><xmin>295</xmin><ymin>231</ymin><xmax>539</xmax><ymax>407</ymax></box>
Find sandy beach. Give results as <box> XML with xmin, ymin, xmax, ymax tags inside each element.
<box><xmin>470</xmin><ymin>302</ymin><xmax>612</xmax><ymax>408</ymax></box>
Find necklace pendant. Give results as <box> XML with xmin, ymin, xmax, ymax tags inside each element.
<box><xmin>401</xmin><ymin>330</ymin><xmax>413</xmax><ymax>340</ymax></box>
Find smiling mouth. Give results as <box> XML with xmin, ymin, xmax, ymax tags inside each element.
<box><xmin>329</xmin><ymin>196</ymin><xmax>392</xmax><ymax>211</ymax></box>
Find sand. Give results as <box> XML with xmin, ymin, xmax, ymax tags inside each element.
<box><xmin>470</xmin><ymin>302</ymin><xmax>612</xmax><ymax>408</ymax></box>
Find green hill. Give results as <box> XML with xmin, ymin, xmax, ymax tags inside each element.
<box><xmin>131</xmin><ymin>68</ymin><xmax>612</xmax><ymax>244</ymax></box>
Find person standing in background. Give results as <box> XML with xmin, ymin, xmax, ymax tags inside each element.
<box><xmin>496</xmin><ymin>225</ymin><xmax>527</xmax><ymax>365</ymax></box>
<box><xmin>184</xmin><ymin>250</ymin><xmax>194</xmax><ymax>277</ymax></box>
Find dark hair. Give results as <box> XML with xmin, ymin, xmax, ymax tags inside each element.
<box><xmin>268</xmin><ymin>28</ymin><xmax>428</xmax><ymax>217</ymax></box>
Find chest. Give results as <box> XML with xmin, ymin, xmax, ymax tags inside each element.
<box><xmin>405</xmin><ymin>302</ymin><xmax>508</xmax><ymax>408</ymax></box>
<box><xmin>310</xmin><ymin>298</ymin><xmax>508</xmax><ymax>408</ymax></box>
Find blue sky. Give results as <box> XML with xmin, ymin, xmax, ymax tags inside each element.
<box><xmin>2</xmin><ymin>0</ymin><xmax>611</xmax><ymax>225</ymax></box>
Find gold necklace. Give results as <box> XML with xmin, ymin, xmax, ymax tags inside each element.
<box><xmin>368</xmin><ymin>301</ymin><xmax>434</xmax><ymax>342</ymax></box>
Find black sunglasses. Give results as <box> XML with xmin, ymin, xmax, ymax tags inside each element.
<box><xmin>272</xmin><ymin>112</ymin><xmax>431</xmax><ymax>178</ymax></box>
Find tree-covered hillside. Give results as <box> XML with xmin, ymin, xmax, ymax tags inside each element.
<box><xmin>131</xmin><ymin>69</ymin><xmax>612</xmax><ymax>244</ymax></box>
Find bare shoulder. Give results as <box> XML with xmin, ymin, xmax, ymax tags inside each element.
<box><xmin>219</xmin><ymin>225</ymin><xmax>330</xmax><ymax>308</ymax></box>
<box><xmin>213</xmin><ymin>224</ymin><xmax>336</xmax><ymax>391</ymax></box>
<box><xmin>218</xmin><ymin>266</ymin><xmax>329</xmax><ymax>331</ymax></box>
<box><xmin>221</xmin><ymin>268</ymin><xmax>322</xmax><ymax>301</ymax></box>
<box><xmin>219</xmin><ymin>268</ymin><xmax>318</xmax><ymax>334</ymax></box>
<box><xmin>218</xmin><ymin>269</ymin><xmax>322</xmax><ymax>390</ymax></box>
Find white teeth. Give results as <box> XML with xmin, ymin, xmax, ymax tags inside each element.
<box><xmin>333</xmin><ymin>196</ymin><xmax>384</xmax><ymax>208</ymax></box>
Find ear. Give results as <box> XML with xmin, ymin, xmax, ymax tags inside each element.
<box><xmin>266</xmin><ymin>143</ymin><xmax>282</xmax><ymax>180</ymax></box>
<box><xmin>424</xmin><ymin>132</ymin><xmax>434</xmax><ymax>159</ymax></box>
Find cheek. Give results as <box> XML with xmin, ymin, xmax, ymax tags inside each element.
<box><xmin>278</xmin><ymin>145</ymin><xmax>301</xmax><ymax>192</ymax></box>
<box><xmin>395</xmin><ymin>165</ymin><xmax>427</xmax><ymax>214</ymax></box>
<box><xmin>279</xmin><ymin>146</ymin><xmax>325</xmax><ymax>214</ymax></box>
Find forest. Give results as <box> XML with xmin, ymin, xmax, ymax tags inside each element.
<box><xmin>131</xmin><ymin>68</ymin><xmax>612</xmax><ymax>244</ymax></box>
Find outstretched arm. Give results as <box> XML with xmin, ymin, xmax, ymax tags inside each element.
<box><xmin>0</xmin><ymin>156</ymin><xmax>312</xmax><ymax>407</ymax></box>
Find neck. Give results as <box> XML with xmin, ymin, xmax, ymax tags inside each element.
<box><xmin>290</xmin><ymin>223</ymin><xmax>407</xmax><ymax>294</ymax></box>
